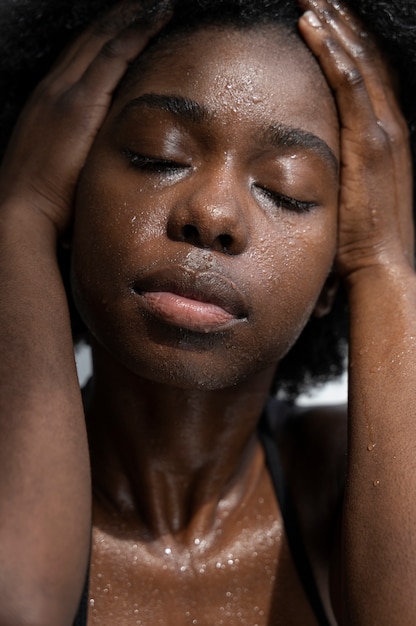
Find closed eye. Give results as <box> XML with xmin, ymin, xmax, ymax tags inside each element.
<box><xmin>123</xmin><ymin>149</ymin><xmax>190</xmax><ymax>174</ymax></box>
<box><xmin>256</xmin><ymin>186</ymin><xmax>316</xmax><ymax>214</ymax></box>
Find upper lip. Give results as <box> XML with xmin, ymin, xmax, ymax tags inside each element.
<box><xmin>132</xmin><ymin>265</ymin><xmax>248</xmax><ymax>319</ymax></box>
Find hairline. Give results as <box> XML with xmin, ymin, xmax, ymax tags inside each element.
<box><xmin>117</xmin><ymin>21</ymin><xmax>300</xmax><ymax>99</ymax></box>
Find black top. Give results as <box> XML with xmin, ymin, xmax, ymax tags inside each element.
<box><xmin>258</xmin><ymin>406</ymin><xmax>332</xmax><ymax>626</ymax></box>
<box><xmin>73</xmin><ymin>569</ymin><xmax>89</xmax><ymax>626</ymax></box>
<box><xmin>73</xmin><ymin>404</ymin><xmax>331</xmax><ymax>626</ymax></box>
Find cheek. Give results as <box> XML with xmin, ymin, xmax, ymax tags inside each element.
<box><xmin>71</xmin><ymin>164</ymin><xmax>164</xmax><ymax>279</ymax></box>
<box><xmin>70</xmin><ymin>151</ymin><xmax>338</xmax><ymax>387</ymax></box>
<box><xmin>251</xmin><ymin>212</ymin><xmax>337</xmax><ymax>346</ymax></box>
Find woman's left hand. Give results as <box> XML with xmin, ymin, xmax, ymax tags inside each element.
<box><xmin>298</xmin><ymin>0</ymin><xmax>414</xmax><ymax>282</ymax></box>
<box><xmin>298</xmin><ymin>4</ymin><xmax>416</xmax><ymax>625</ymax></box>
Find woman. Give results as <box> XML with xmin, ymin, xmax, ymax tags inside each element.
<box><xmin>0</xmin><ymin>0</ymin><xmax>416</xmax><ymax>624</ymax></box>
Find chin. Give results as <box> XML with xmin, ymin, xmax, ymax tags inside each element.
<box><xmin>89</xmin><ymin>325</ymin><xmax>279</xmax><ymax>392</ymax></box>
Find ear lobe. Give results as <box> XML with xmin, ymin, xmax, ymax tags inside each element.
<box><xmin>313</xmin><ymin>272</ymin><xmax>339</xmax><ymax>318</ymax></box>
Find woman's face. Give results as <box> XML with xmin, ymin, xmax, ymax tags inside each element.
<box><xmin>71</xmin><ymin>24</ymin><xmax>339</xmax><ymax>390</ymax></box>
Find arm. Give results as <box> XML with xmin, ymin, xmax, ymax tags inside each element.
<box><xmin>299</xmin><ymin>2</ymin><xmax>416</xmax><ymax>624</ymax></box>
<box><xmin>0</xmin><ymin>4</ymin><xmax>170</xmax><ymax>625</ymax></box>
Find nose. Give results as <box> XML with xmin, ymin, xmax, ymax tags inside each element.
<box><xmin>167</xmin><ymin>174</ymin><xmax>249</xmax><ymax>255</ymax></box>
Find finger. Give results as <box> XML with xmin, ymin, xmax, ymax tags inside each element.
<box><xmin>0</xmin><ymin>2</ymin><xmax>173</xmax><ymax>233</ymax></box>
<box><xmin>299</xmin><ymin>0</ymin><xmax>405</xmax><ymax>130</ymax></box>
<box><xmin>41</xmin><ymin>0</ymin><xmax>172</xmax><ymax>90</ymax></box>
<box><xmin>298</xmin><ymin>5</ymin><xmax>414</xmax><ymax>263</ymax></box>
<box><xmin>299</xmin><ymin>10</ymin><xmax>378</xmax><ymax>131</ymax></box>
<box><xmin>31</xmin><ymin>2</ymin><xmax>173</xmax><ymax>143</ymax></box>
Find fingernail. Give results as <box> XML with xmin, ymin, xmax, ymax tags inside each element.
<box><xmin>328</xmin><ymin>0</ymin><xmax>342</xmax><ymax>10</ymax></box>
<box><xmin>303</xmin><ymin>10</ymin><xmax>322</xmax><ymax>27</ymax></box>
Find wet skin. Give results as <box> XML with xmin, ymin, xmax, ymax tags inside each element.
<box><xmin>72</xmin><ymin>24</ymin><xmax>339</xmax><ymax>391</ymax></box>
<box><xmin>71</xmin><ymin>25</ymin><xmax>342</xmax><ymax>625</ymax></box>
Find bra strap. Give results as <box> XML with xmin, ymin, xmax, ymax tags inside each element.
<box><xmin>258</xmin><ymin>410</ymin><xmax>332</xmax><ymax>626</ymax></box>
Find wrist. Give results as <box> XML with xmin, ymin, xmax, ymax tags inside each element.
<box><xmin>344</xmin><ymin>260</ymin><xmax>416</xmax><ymax>313</ymax></box>
<box><xmin>0</xmin><ymin>197</ymin><xmax>60</xmax><ymax>249</ymax></box>
<box><xmin>340</xmin><ymin>249</ymin><xmax>414</xmax><ymax>290</ymax></box>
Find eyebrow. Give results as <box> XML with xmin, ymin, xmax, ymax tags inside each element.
<box><xmin>260</xmin><ymin>123</ymin><xmax>339</xmax><ymax>176</ymax></box>
<box><xmin>122</xmin><ymin>93</ymin><xmax>338</xmax><ymax>174</ymax></box>
<box><xmin>122</xmin><ymin>93</ymin><xmax>212</xmax><ymax>124</ymax></box>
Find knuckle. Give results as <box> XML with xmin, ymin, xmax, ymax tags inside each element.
<box><xmin>341</xmin><ymin>65</ymin><xmax>365</xmax><ymax>89</ymax></box>
<box><xmin>54</xmin><ymin>86</ymin><xmax>80</xmax><ymax>114</ymax></box>
<box><xmin>385</xmin><ymin>121</ymin><xmax>404</xmax><ymax>146</ymax></box>
<box><xmin>368</xmin><ymin>126</ymin><xmax>390</xmax><ymax>155</ymax></box>
<box><xmin>377</xmin><ymin>117</ymin><xmax>410</xmax><ymax>154</ymax></box>
<box><xmin>49</xmin><ymin>85</ymin><xmax>89</xmax><ymax>120</ymax></box>
<box><xmin>323</xmin><ymin>38</ymin><xmax>366</xmax><ymax>89</ymax></box>
<box><xmin>349</xmin><ymin>41</ymin><xmax>369</xmax><ymax>63</ymax></box>
<box><xmin>99</xmin><ymin>37</ymin><xmax>126</xmax><ymax>61</ymax></box>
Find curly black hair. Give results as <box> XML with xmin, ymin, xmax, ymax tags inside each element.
<box><xmin>1</xmin><ymin>0</ymin><xmax>415</xmax><ymax>397</ymax></box>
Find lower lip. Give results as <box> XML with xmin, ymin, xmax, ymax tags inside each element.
<box><xmin>139</xmin><ymin>291</ymin><xmax>242</xmax><ymax>333</ymax></box>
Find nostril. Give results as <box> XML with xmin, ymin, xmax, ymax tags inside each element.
<box><xmin>219</xmin><ymin>234</ymin><xmax>233</xmax><ymax>252</ymax></box>
<box><xmin>179</xmin><ymin>225</ymin><xmax>234</xmax><ymax>252</ymax></box>
<box><xmin>182</xmin><ymin>224</ymin><xmax>199</xmax><ymax>242</ymax></box>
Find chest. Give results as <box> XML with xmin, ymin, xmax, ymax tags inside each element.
<box><xmin>87</xmin><ymin>513</ymin><xmax>321</xmax><ymax>625</ymax></box>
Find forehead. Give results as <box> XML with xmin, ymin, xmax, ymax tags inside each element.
<box><xmin>114</xmin><ymin>24</ymin><xmax>339</xmax><ymax>157</ymax></box>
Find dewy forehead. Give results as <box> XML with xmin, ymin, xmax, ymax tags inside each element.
<box><xmin>119</xmin><ymin>92</ymin><xmax>339</xmax><ymax>176</ymax></box>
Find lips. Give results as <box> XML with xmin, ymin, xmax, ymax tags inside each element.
<box><xmin>132</xmin><ymin>265</ymin><xmax>248</xmax><ymax>333</ymax></box>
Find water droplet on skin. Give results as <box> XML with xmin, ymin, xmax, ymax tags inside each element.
<box><xmin>367</xmin><ymin>443</ymin><xmax>376</xmax><ymax>451</ymax></box>
<box><xmin>164</xmin><ymin>547</ymin><xmax>172</xmax><ymax>555</ymax></box>
<box><xmin>373</xmin><ymin>479</ymin><xmax>380</xmax><ymax>487</ymax></box>
<box><xmin>194</xmin><ymin>538</ymin><xmax>201</xmax><ymax>545</ymax></box>
<box><xmin>89</xmin><ymin>599</ymin><xmax>95</xmax><ymax>607</ymax></box>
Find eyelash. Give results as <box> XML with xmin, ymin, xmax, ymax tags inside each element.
<box><xmin>123</xmin><ymin>150</ymin><xmax>188</xmax><ymax>174</ymax></box>
<box><xmin>123</xmin><ymin>150</ymin><xmax>315</xmax><ymax>214</ymax></box>
<box><xmin>259</xmin><ymin>187</ymin><xmax>316</xmax><ymax>214</ymax></box>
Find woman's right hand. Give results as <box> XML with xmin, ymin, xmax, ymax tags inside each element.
<box><xmin>0</xmin><ymin>0</ymin><xmax>171</xmax><ymax>235</ymax></box>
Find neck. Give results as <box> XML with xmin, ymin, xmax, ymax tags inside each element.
<box><xmin>85</xmin><ymin>342</ymin><xmax>276</xmax><ymax>540</ymax></box>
